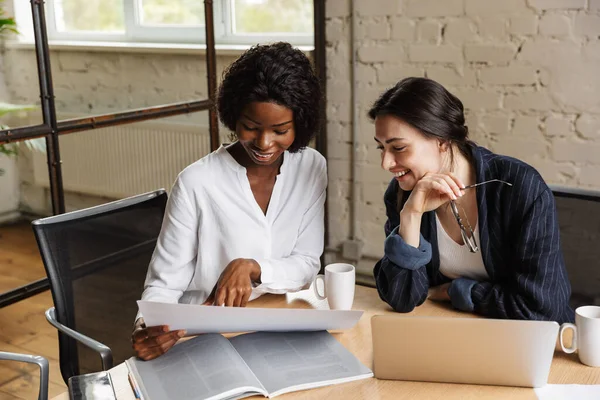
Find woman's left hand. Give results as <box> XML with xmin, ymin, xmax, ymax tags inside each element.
<box><xmin>203</xmin><ymin>258</ymin><xmax>261</xmax><ymax>307</ymax></box>
<box><xmin>428</xmin><ymin>282</ymin><xmax>451</xmax><ymax>302</ymax></box>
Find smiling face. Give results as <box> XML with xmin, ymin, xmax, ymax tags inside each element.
<box><xmin>374</xmin><ymin>114</ymin><xmax>448</xmax><ymax>191</ymax></box>
<box><xmin>236</xmin><ymin>101</ymin><xmax>295</xmax><ymax>166</ymax></box>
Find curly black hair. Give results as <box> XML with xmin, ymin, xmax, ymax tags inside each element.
<box><xmin>217</xmin><ymin>42</ymin><xmax>322</xmax><ymax>153</ymax></box>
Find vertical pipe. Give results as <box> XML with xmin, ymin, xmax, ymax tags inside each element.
<box><xmin>314</xmin><ymin>0</ymin><xmax>329</xmax><ymax>264</ymax></box>
<box><xmin>31</xmin><ymin>0</ymin><xmax>65</xmax><ymax>214</ymax></box>
<box><xmin>350</xmin><ymin>0</ymin><xmax>359</xmax><ymax>241</ymax></box>
<box><xmin>204</xmin><ymin>0</ymin><xmax>220</xmax><ymax>151</ymax></box>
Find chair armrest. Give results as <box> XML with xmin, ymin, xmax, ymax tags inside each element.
<box><xmin>0</xmin><ymin>351</ymin><xmax>48</xmax><ymax>400</ymax></box>
<box><xmin>45</xmin><ymin>307</ymin><xmax>114</xmax><ymax>370</ymax></box>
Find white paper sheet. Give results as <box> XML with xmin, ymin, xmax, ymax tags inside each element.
<box><xmin>535</xmin><ymin>384</ymin><xmax>600</xmax><ymax>400</ymax></box>
<box><xmin>137</xmin><ymin>301</ymin><xmax>364</xmax><ymax>334</ymax></box>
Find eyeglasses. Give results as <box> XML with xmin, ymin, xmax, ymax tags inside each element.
<box><xmin>450</xmin><ymin>179</ymin><xmax>513</xmax><ymax>253</ymax></box>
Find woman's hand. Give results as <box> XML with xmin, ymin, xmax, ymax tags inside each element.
<box><xmin>203</xmin><ymin>258</ymin><xmax>261</xmax><ymax>307</ymax></box>
<box><xmin>131</xmin><ymin>317</ymin><xmax>186</xmax><ymax>361</ymax></box>
<box><xmin>428</xmin><ymin>282</ymin><xmax>452</xmax><ymax>302</ymax></box>
<box><xmin>403</xmin><ymin>172</ymin><xmax>465</xmax><ymax>215</ymax></box>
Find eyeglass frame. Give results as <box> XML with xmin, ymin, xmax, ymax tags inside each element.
<box><xmin>449</xmin><ymin>179</ymin><xmax>513</xmax><ymax>253</ymax></box>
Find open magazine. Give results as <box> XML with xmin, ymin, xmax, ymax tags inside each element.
<box><xmin>126</xmin><ymin>331</ymin><xmax>373</xmax><ymax>400</ymax></box>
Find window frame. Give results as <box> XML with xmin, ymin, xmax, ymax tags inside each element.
<box><xmin>33</xmin><ymin>0</ymin><xmax>313</xmax><ymax>46</ymax></box>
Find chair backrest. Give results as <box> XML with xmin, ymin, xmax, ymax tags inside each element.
<box><xmin>550</xmin><ymin>185</ymin><xmax>600</xmax><ymax>309</ymax></box>
<box><xmin>32</xmin><ymin>190</ymin><xmax>167</xmax><ymax>383</ymax></box>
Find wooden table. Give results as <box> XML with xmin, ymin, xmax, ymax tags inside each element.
<box><xmin>53</xmin><ymin>285</ymin><xmax>600</xmax><ymax>399</ymax></box>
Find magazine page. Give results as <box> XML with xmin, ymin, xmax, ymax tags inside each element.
<box><xmin>127</xmin><ymin>333</ymin><xmax>267</xmax><ymax>400</ymax></box>
<box><xmin>229</xmin><ymin>331</ymin><xmax>373</xmax><ymax>397</ymax></box>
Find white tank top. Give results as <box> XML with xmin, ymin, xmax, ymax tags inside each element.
<box><xmin>435</xmin><ymin>214</ymin><xmax>489</xmax><ymax>281</ymax></box>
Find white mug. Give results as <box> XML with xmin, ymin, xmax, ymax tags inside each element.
<box><xmin>313</xmin><ymin>263</ymin><xmax>355</xmax><ymax>310</ymax></box>
<box><xmin>560</xmin><ymin>305</ymin><xmax>600</xmax><ymax>367</ymax></box>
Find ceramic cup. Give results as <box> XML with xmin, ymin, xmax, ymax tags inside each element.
<box><xmin>560</xmin><ymin>305</ymin><xmax>600</xmax><ymax>367</ymax></box>
<box><xmin>313</xmin><ymin>263</ymin><xmax>355</xmax><ymax>310</ymax></box>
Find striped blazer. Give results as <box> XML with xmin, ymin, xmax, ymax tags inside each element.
<box><xmin>374</xmin><ymin>144</ymin><xmax>575</xmax><ymax>323</ymax></box>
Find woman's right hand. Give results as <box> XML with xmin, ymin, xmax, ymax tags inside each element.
<box><xmin>402</xmin><ymin>172</ymin><xmax>465</xmax><ymax>215</ymax></box>
<box><xmin>131</xmin><ymin>317</ymin><xmax>186</xmax><ymax>361</ymax></box>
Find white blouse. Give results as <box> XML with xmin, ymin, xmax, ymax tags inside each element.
<box><xmin>436</xmin><ymin>215</ymin><xmax>489</xmax><ymax>281</ymax></box>
<box><xmin>140</xmin><ymin>144</ymin><xmax>327</xmax><ymax>309</ymax></box>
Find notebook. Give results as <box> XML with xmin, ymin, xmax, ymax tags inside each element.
<box><xmin>371</xmin><ymin>315</ymin><xmax>559</xmax><ymax>388</ymax></box>
<box><xmin>127</xmin><ymin>330</ymin><xmax>373</xmax><ymax>400</ymax></box>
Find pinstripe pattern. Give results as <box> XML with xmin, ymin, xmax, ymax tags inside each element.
<box><xmin>374</xmin><ymin>145</ymin><xmax>575</xmax><ymax>323</ymax></box>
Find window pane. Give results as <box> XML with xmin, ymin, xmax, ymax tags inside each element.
<box><xmin>140</xmin><ymin>0</ymin><xmax>205</xmax><ymax>26</ymax></box>
<box><xmin>55</xmin><ymin>0</ymin><xmax>124</xmax><ymax>32</ymax></box>
<box><xmin>233</xmin><ymin>0</ymin><xmax>313</xmax><ymax>34</ymax></box>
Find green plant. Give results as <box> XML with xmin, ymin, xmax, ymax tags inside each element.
<box><xmin>0</xmin><ymin>0</ymin><xmax>17</xmax><ymax>36</ymax></box>
<box><xmin>0</xmin><ymin>1</ymin><xmax>41</xmax><ymax>176</ymax></box>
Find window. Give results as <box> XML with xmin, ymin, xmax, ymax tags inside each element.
<box><xmin>34</xmin><ymin>0</ymin><xmax>313</xmax><ymax>46</ymax></box>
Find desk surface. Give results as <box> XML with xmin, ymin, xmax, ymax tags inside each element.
<box><xmin>53</xmin><ymin>285</ymin><xmax>600</xmax><ymax>400</ymax></box>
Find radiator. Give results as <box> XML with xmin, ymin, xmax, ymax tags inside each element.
<box><xmin>32</xmin><ymin>114</ymin><xmax>227</xmax><ymax>198</ymax></box>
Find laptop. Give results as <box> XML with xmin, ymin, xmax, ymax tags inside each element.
<box><xmin>371</xmin><ymin>315</ymin><xmax>559</xmax><ymax>388</ymax></box>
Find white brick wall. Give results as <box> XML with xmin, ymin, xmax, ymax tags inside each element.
<box><xmin>409</xmin><ymin>44</ymin><xmax>462</xmax><ymax>63</ymax></box>
<box><xmin>3</xmin><ymin>0</ymin><xmax>598</xmax><ymax>283</ymax></box>
<box><xmin>528</xmin><ymin>0</ymin><xmax>586</xmax><ymax>10</ymax></box>
<box><xmin>325</xmin><ymin>0</ymin><xmax>600</xmax><ymax>266</ymax></box>
<box><xmin>405</xmin><ymin>0</ymin><xmax>464</xmax><ymax>17</ymax></box>
<box><xmin>509</xmin><ymin>15</ymin><xmax>539</xmax><ymax>35</ymax></box>
<box><xmin>464</xmin><ymin>44</ymin><xmax>518</xmax><ymax>64</ymax></box>
<box><xmin>539</xmin><ymin>13</ymin><xmax>572</xmax><ymax>36</ymax></box>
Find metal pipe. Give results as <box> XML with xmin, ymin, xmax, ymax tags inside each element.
<box><xmin>57</xmin><ymin>100</ymin><xmax>212</xmax><ymax>134</ymax></box>
<box><xmin>0</xmin><ymin>124</ymin><xmax>51</xmax><ymax>143</ymax></box>
<box><xmin>0</xmin><ymin>100</ymin><xmax>213</xmax><ymax>144</ymax></box>
<box><xmin>31</xmin><ymin>0</ymin><xmax>65</xmax><ymax>214</ymax></box>
<box><xmin>0</xmin><ymin>277</ymin><xmax>50</xmax><ymax>309</ymax></box>
<box><xmin>313</xmin><ymin>0</ymin><xmax>329</xmax><ymax>264</ymax></box>
<box><xmin>313</xmin><ymin>0</ymin><xmax>327</xmax><ymax>160</ymax></box>
<box><xmin>350</xmin><ymin>0</ymin><xmax>360</xmax><ymax>242</ymax></box>
<box><xmin>204</xmin><ymin>0</ymin><xmax>220</xmax><ymax>151</ymax></box>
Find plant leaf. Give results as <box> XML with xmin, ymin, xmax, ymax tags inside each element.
<box><xmin>0</xmin><ymin>143</ymin><xmax>18</xmax><ymax>156</ymax></box>
<box><xmin>0</xmin><ymin>103</ymin><xmax>37</xmax><ymax>118</ymax></box>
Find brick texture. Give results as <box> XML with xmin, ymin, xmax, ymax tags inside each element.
<box><xmin>323</xmin><ymin>0</ymin><xmax>600</xmax><ymax>264</ymax></box>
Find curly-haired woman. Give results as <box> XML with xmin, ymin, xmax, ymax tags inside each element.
<box><xmin>132</xmin><ymin>42</ymin><xmax>326</xmax><ymax>360</ymax></box>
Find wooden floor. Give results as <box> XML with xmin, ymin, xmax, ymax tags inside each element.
<box><xmin>0</xmin><ymin>222</ymin><xmax>67</xmax><ymax>399</ymax></box>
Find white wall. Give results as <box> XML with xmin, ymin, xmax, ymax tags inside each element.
<box><xmin>325</xmin><ymin>0</ymin><xmax>600</xmax><ymax>276</ymax></box>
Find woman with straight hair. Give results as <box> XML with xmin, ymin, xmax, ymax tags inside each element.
<box><xmin>370</xmin><ymin>77</ymin><xmax>574</xmax><ymax>323</ymax></box>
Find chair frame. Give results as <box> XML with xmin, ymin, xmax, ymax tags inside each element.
<box><xmin>0</xmin><ymin>352</ymin><xmax>49</xmax><ymax>400</ymax></box>
<box><xmin>32</xmin><ymin>189</ymin><xmax>167</xmax><ymax>382</ymax></box>
<box><xmin>550</xmin><ymin>184</ymin><xmax>600</xmax><ymax>203</ymax></box>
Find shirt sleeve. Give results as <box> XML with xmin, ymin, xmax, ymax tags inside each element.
<box><xmin>448</xmin><ymin>188</ymin><xmax>574</xmax><ymax>323</ymax></box>
<box><xmin>252</xmin><ymin>165</ymin><xmax>327</xmax><ymax>294</ymax></box>
<box><xmin>373</xmin><ymin>181</ymin><xmax>433</xmax><ymax>313</ymax></box>
<box><xmin>139</xmin><ymin>177</ymin><xmax>199</xmax><ymax>314</ymax></box>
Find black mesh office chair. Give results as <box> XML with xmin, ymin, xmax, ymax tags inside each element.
<box><xmin>0</xmin><ymin>352</ymin><xmax>49</xmax><ymax>400</ymax></box>
<box><xmin>32</xmin><ymin>189</ymin><xmax>167</xmax><ymax>384</ymax></box>
<box><xmin>551</xmin><ymin>185</ymin><xmax>600</xmax><ymax>309</ymax></box>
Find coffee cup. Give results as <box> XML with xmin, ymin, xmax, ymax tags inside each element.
<box><xmin>560</xmin><ymin>305</ymin><xmax>600</xmax><ymax>367</ymax></box>
<box><xmin>313</xmin><ymin>263</ymin><xmax>355</xmax><ymax>310</ymax></box>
